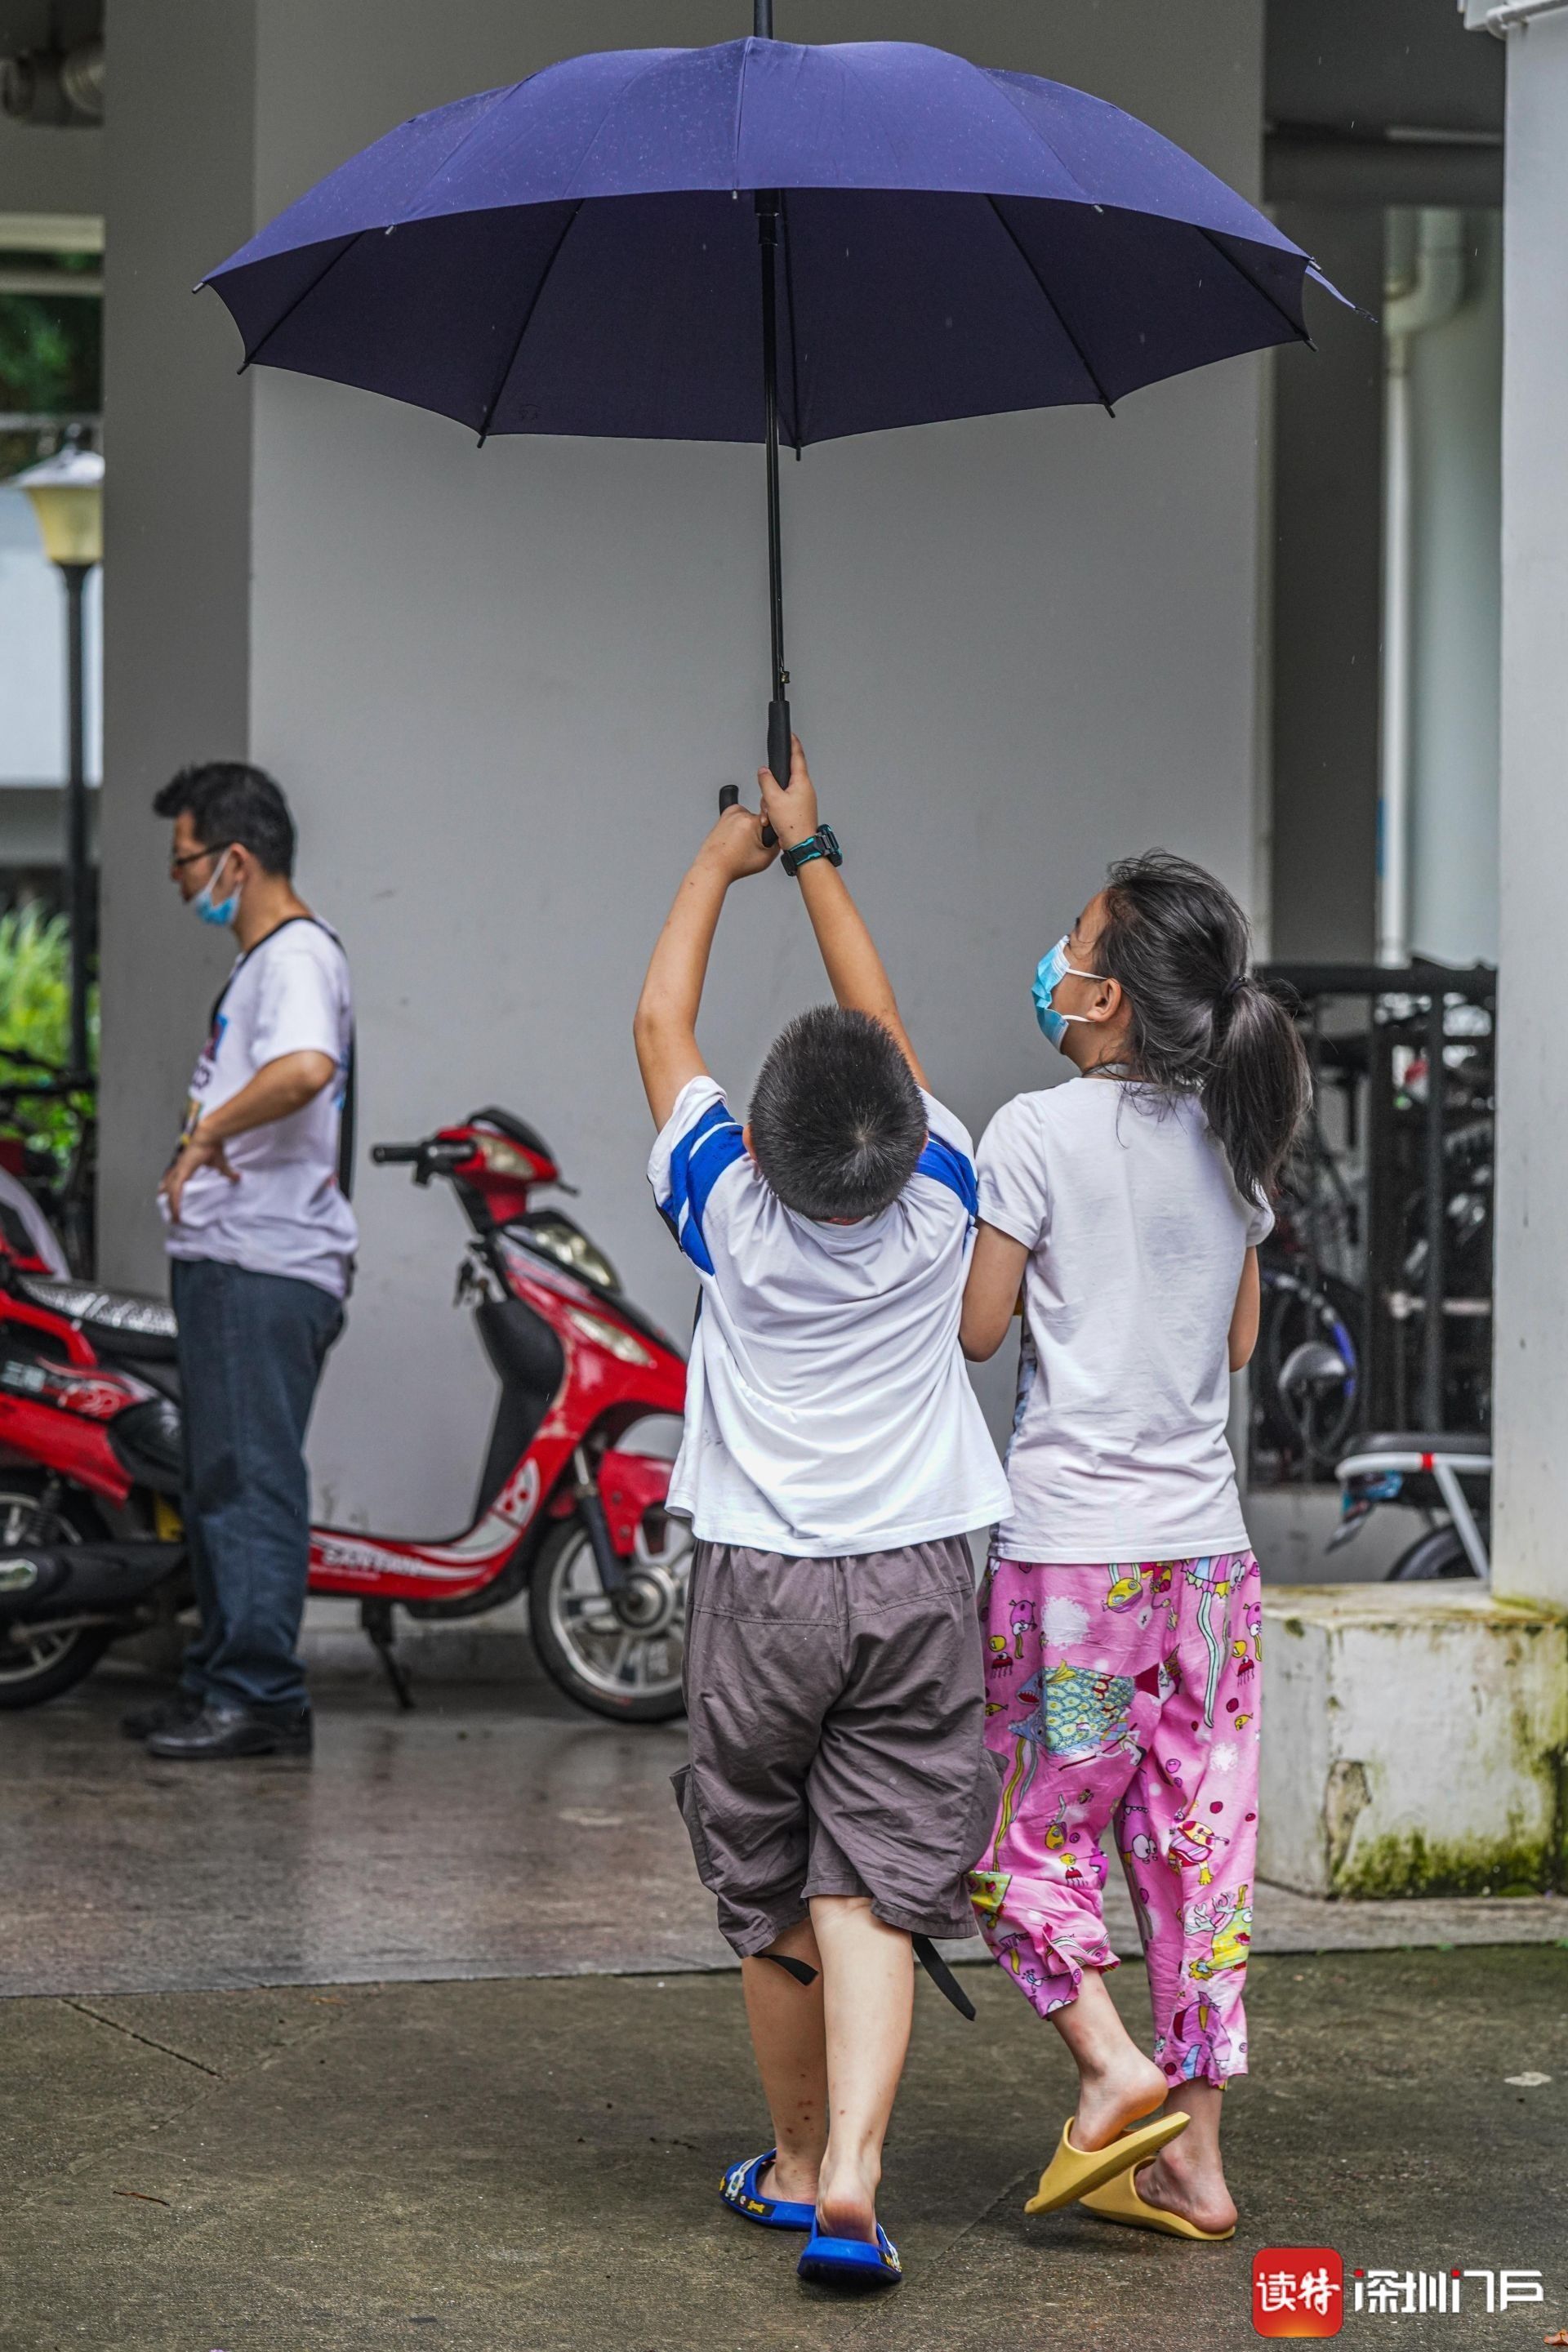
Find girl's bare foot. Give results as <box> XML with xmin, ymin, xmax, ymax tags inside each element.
<box><xmin>1131</xmin><ymin>2147</ymin><xmax>1238</xmax><ymax>2236</ymax></box>
<box><xmin>1072</xmin><ymin>2047</ymin><xmax>1170</xmax><ymax>2151</ymax></box>
<box><xmin>1133</xmin><ymin>2084</ymin><xmax>1236</xmax><ymax>2234</ymax></box>
<box><xmin>1050</xmin><ymin>1966</ymin><xmax>1169</xmax><ymax>2150</ymax></box>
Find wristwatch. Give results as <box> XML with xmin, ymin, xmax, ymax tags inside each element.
<box><xmin>781</xmin><ymin>824</ymin><xmax>843</xmax><ymax>878</ymax></box>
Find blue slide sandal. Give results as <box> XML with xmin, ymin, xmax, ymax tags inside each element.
<box><xmin>719</xmin><ymin>2151</ymin><xmax>814</xmax><ymax>2232</ymax></box>
<box><xmin>796</xmin><ymin>2216</ymin><xmax>902</xmax><ymax>2289</ymax></box>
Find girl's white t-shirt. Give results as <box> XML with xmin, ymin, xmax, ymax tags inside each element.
<box><xmin>977</xmin><ymin>1077</ymin><xmax>1271</xmax><ymax>1562</ymax></box>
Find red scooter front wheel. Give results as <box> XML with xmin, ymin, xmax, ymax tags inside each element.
<box><xmin>528</xmin><ymin>1513</ymin><xmax>690</xmax><ymax>1723</ymax></box>
<box><xmin>0</xmin><ymin>1477</ymin><xmax>114</xmax><ymax>1709</ymax></box>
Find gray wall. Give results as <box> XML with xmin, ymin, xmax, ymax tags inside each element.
<box><xmin>102</xmin><ymin>0</ymin><xmax>1277</xmax><ymax>1533</ymax></box>
<box><xmin>1490</xmin><ymin>13</ymin><xmax>1568</xmax><ymax>1612</ymax></box>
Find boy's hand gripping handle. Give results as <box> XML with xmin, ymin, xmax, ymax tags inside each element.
<box><xmin>717</xmin><ymin>706</ymin><xmax>792</xmax><ymax>840</ymax></box>
<box><xmin>763</xmin><ymin>696</ymin><xmax>792</xmax><ymax>849</ymax></box>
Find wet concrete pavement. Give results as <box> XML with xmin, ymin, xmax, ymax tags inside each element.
<box><xmin>4</xmin><ymin>1949</ymin><xmax>1566</xmax><ymax>2352</ymax></box>
<box><xmin>5</xmin><ymin>1667</ymin><xmax>1568</xmax><ymax>2350</ymax></box>
<box><xmin>6</xmin><ymin>1669</ymin><xmax>1566</xmax><ymax>1998</ymax></box>
<box><xmin>9</xmin><ymin>1665</ymin><xmax>1568</xmax><ymax>1994</ymax></box>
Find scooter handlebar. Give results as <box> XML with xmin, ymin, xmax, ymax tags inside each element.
<box><xmin>371</xmin><ymin>1138</ymin><xmax>472</xmax><ymax>1174</ymax></box>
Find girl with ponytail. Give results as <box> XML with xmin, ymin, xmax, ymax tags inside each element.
<box><xmin>960</xmin><ymin>852</ymin><xmax>1308</xmax><ymax>2243</ymax></box>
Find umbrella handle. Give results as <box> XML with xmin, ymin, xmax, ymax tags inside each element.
<box><xmin>762</xmin><ymin>696</ymin><xmax>792</xmax><ymax>849</ymax></box>
<box><xmin>718</xmin><ymin>702</ymin><xmax>791</xmax><ymax>846</ymax></box>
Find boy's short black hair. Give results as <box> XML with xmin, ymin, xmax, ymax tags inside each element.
<box><xmin>748</xmin><ymin>1005</ymin><xmax>927</xmax><ymax>1221</ymax></box>
<box><xmin>153</xmin><ymin>761</ymin><xmax>296</xmax><ymax>878</ymax></box>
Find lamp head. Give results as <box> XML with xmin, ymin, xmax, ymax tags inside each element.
<box><xmin>7</xmin><ymin>444</ymin><xmax>103</xmax><ymax>568</ymax></box>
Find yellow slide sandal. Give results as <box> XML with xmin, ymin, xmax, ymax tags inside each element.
<box><xmin>1023</xmin><ymin>2110</ymin><xmax>1189</xmax><ymax>2216</ymax></box>
<box><xmin>1079</xmin><ymin>2160</ymin><xmax>1236</xmax><ymax>2241</ymax></box>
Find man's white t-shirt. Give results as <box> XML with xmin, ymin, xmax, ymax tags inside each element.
<box><xmin>648</xmin><ymin>1076</ymin><xmax>1009</xmax><ymax>1557</ymax></box>
<box><xmin>161</xmin><ymin>918</ymin><xmax>358</xmax><ymax>1301</ymax></box>
<box><xmin>977</xmin><ymin>1077</ymin><xmax>1272</xmax><ymax>1562</ymax></box>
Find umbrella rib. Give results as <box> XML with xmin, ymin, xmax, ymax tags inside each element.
<box><xmin>1196</xmin><ymin>227</ymin><xmax>1316</xmax><ymax>352</ymax></box>
<box><xmin>476</xmin><ymin>200</ymin><xmax>586</xmax><ymax>444</ymax></box>
<box><xmin>237</xmin><ymin>236</ymin><xmax>360</xmax><ymax>371</ymax></box>
<box><xmin>779</xmin><ymin>190</ymin><xmax>804</xmax><ymax>455</ymax></box>
<box><xmin>986</xmin><ymin>198</ymin><xmax>1116</xmax><ymax>418</ymax></box>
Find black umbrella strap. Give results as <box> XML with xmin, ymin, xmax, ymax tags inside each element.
<box><xmin>763</xmin><ymin>1952</ymin><xmax>818</xmax><ymax>1988</ymax></box>
<box><xmin>759</xmin><ymin>1938</ymin><xmax>973</xmax><ymax>2016</ymax></box>
<box><xmin>913</xmin><ymin>1935</ymin><xmax>977</xmax><ymax>2020</ymax></box>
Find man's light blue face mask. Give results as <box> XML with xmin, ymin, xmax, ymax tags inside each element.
<box><xmin>191</xmin><ymin>846</ymin><xmax>241</xmax><ymax>929</ymax></box>
<box><xmin>1031</xmin><ymin>935</ymin><xmax>1106</xmax><ymax>1050</ymax></box>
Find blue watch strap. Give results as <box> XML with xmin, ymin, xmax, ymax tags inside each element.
<box><xmin>782</xmin><ymin>825</ymin><xmax>842</xmax><ymax>877</ymax></box>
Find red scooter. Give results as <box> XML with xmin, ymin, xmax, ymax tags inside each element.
<box><xmin>0</xmin><ymin>1109</ymin><xmax>690</xmax><ymax>1722</ymax></box>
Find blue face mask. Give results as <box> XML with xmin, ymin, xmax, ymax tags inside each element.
<box><xmin>1031</xmin><ymin>935</ymin><xmax>1105</xmax><ymax>1049</ymax></box>
<box><xmin>191</xmin><ymin>847</ymin><xmax>240</xmax><ymax>929</ymax></box>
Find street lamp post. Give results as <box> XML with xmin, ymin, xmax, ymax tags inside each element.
<box><xmin>6</xmin><ymin>443</ymin><xmax>102</xmax><ymax>1085</ymax></box>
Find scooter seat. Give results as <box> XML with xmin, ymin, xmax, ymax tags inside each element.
<box><xmin>15</xmin><ymin>1276</ymin><xmax>180</xmax><ymax>1363</ymax></box>
<box><xmin>1357</xmin><ymin>1431</ymin><xmax>1491</xmax><ymax>1461</ymax></box>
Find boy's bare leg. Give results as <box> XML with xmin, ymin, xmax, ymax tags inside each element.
<box><xmin>1049</xmin><ymin>1967</ymin><xmax>1168</xmax><ymax>2148</ymax></box>
<box><xmin>808</xmin><ymin>1895</ymin><xmax>915</xmax><ymax>2243</ymax></box>
<box><xmin>1136</xmin><ymin>2084</ymin><xmax>1237</xmax><ymax>2235</ymax></box>
<box><xmin>740</xmin><ymin>1915</ymin><xmax>828</xmax><ymax>2202</ymax></box>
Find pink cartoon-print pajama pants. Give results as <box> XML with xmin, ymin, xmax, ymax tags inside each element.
<box><xmin>969</xmin><ymin>1552</ymin><xmax>1261</xmax><ymax>2088</ymax></box>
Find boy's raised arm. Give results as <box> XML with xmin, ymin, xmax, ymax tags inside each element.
<box><xmin>758</xmin><ymin>739</ymin><xmax>929</xmax><ymax>1090</ymax></box>
<box><xmin>633</xmin><ymin>800</ymin><xmax>777</xmax><ymax>1129</ymax></box>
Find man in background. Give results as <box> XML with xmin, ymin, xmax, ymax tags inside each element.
<box><xmin>125</xmin><ymin>762</ymin><xmax>354</xmax><ymax>1762</ymax></box>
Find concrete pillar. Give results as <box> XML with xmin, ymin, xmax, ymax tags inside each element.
<box><xmin>98</xmin><ymin>0</ymin><xmax>259</xmax><ymax>1288</ymax></box>
<box><xmin>1490</xmin><ymin>13</ymin><xmax>1568</xmax><ymax>1613</ymax></box>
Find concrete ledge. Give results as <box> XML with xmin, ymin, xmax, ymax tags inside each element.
<box><xmin>1260</xmin><ymin>1583</ymin><xmax>1568</xmax><ymax>1899</ymax></box>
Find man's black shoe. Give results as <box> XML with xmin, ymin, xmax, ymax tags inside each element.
<box><xmin>121</xmin><ymin>1692</ymin><xmax>203</xmax><ymax>1742</ymax></box>
<box><xmin>145</xmin><ymin>1702</ymin><xmax>314</xmax><ymax>1761</ymax></box>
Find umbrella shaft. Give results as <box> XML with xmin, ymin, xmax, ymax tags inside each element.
<box><xmin>759</xmin><ymin>198</ymin><xmax>786</xmax><ymax>699</ymax></box>
<box><xmin>754</xmin><ymin>0</ymin><xmax>773</xmax><ymax>36</ymax></box>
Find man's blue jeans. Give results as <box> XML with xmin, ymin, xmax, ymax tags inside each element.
<box><xmin>172</xmin><ymin>1257</ymin><xmax>344</xmax><ymax>1715</ymax></box>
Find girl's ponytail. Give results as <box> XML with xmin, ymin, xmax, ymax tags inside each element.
<box><xmin>1203</xmin><ymin>976</ymin><xmax>1312</xmax><ymax>1205</ymax></box>
<box><xmin>1095</xmin><ymin>852</ymin><xmax>1311</xmax><ymax>1205</ymax></box>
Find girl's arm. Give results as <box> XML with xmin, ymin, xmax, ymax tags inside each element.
<box><xmin>960</xmin><ymin>1223</ymin><xmax>1029</xmax><ymax>1361</ymax></box>
<box><xmin>1228</xmin><ymin>1248</ymin><xmax>1261</xmax><ymax>1371</ymax></box>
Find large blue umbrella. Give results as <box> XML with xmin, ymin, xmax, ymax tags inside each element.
<box><xmin>204</xmin><ymin>11</ymin><xmax>1337</xmax><ymax>805</ymax></box>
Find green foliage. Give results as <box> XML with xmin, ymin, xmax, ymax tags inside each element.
<box><xmin>0</xmin><ymin>252</ymin><xmax>101</xmax><ymax>480</ymax></box>
<box><xmin>0</xmin><ymin>903</ymin><xmax>95</xmax><ymax>1178</ymax></box>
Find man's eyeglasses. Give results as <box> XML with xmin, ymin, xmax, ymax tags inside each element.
<box><xmin>170</xmin><ymin>842</ymin><xmax>230</xmax><ymax>876</ymax></box>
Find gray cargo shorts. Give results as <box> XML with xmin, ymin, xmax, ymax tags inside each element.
<box><xmin>672</xmin><ymin>1535</ymin><xmax>1001</xmax><ymax>1958</ymax></box>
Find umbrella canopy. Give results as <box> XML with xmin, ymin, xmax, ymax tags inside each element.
<box><xmin>203</xmin><ymin>34</ymin><xmax>1338</xmax><ymax>802</ymax></box>
<box><xmin>206</xmin><ymin>36</ymin><xmax>1327</xmax><ymax>448</ymax></box>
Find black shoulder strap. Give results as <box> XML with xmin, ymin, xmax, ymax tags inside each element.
<box><xmin>337</xmin><ymin>1025</ymin><xmax>357</xmax><ymax>1201</ymax></box>
<box><xmin>207</xmin><ymin>915</ymin><xmax>357</xmax><ymax>1199</ymax></box>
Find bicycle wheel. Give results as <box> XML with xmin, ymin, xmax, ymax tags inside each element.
<box><xmin>1258</xmin><ymin>1268</ymin><xmax>1361</xmax><ymax>1472</ymax></box>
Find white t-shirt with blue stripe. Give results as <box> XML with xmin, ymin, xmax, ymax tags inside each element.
<box><xmin>648</xmin><ymin>1076</ymin><xmax>1009</xmax><ymax>1557</ymax></box>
